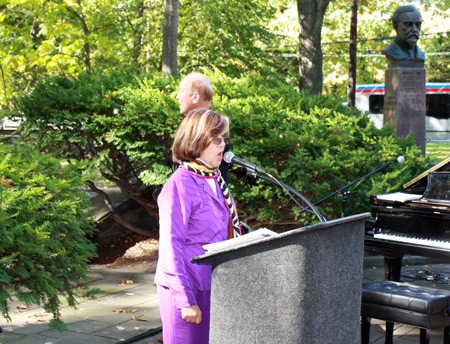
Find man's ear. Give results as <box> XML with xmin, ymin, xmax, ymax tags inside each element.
<box><xmin>192</xmin><ymin>92</ymin><xmax>200</xmax><ymax>104</ymax></box>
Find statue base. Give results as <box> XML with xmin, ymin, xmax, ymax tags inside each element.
<box><xmin>384</xmin><ymin>68</ymin><xmax>426</xmax><ymax>148</ymax></box>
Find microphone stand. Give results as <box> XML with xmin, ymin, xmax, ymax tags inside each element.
<box><xmin>299</xmin><ymin>158</ymin><xmax>399</xmax><ymax>217</ymax></box>
<box><xmin>246</xmin><ymin>169</ymin><xmax>326</xmax><ymax>223</ymax></box>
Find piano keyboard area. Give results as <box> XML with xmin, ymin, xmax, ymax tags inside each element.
<box><xmin>374</xmin><ymin>232</ymin><xmax>450</xmax><ymax>249</ymax></box>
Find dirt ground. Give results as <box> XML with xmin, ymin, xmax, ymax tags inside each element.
<box><xmin>91</xmin><ymin>234</ymin><xmax>159</xmax><ymax>273</ymax></box>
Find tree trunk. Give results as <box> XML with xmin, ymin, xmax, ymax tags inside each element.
<box><xmin>105</xmin><ymin>172</ymin><xmax>159</xmax><ymax>214</ymax></box>
<box><xmin>161</xmin><ymin>0</ymin><xmax>178</xmax><ymax>77</ymax></box>
<box><xmin>347</xmin><ymin>0</ymin><xmax>358</xmax><ymax>108</ymax></box>
<box><xmin>296</xmin><ymin>0</ymin><xmax>329</xmax><ymax>95</ymax></box>
<box><xmin>133</xmin><ymin>2</ymin><xmax>145</xmax><ymax>64</ymax></box>
<box><xmin>87</xmin><ymin>181</ymin><xmax>156</xmax><ymax>237</ymax></box>
<box><xmin>65</xmin><ymin>1</ymin><xmax>91</xmax><ymax>74</ymax></box>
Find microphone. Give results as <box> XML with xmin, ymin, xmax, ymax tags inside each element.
<box><xmin>396</xmin><ymin>156</ymin><xmax>405</xmax><ymax>163</ymax></box>
<box><xmin>386</xmin><ymin>156</ymin><xmax>405</xmax><ymax>167</ymax></box>
<box><xmin>223</xmin><ymin>151</ymin><xmax>266</xmax><ymax>174</ymax></box>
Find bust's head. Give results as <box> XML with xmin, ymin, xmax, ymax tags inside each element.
<box><xmin>392</xmin><ymin>6</ymin><xmax>422</xmax><ymax>49</ymax></box>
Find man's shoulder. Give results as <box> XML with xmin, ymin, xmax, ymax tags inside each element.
<box><xmin>414</xmin><ymin>46</ymin><xmax>426</xmax><ymax>61</ymax></box>
<box><xmin>382</xmin><ymin>40</ymin><xmax>407</xmax><ymax>59</ymax></box>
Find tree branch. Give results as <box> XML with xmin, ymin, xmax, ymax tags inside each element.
<box><xmin>87</xmin><ymin>180</ymin><xmax>156</xmax><ymax>237</ymax></box>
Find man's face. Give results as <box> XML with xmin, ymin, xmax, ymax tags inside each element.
<box><xmin>176</xmin><ymin>78</ymin><xmax>197</xmax><ymax>115</ymax></box>
<box><xmin>396</xmin><ymin>10</ymin><xmax>422</xmax><ymax>49</ymax></box>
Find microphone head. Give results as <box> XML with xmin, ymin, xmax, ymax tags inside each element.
<box><xmin>397</xmin><ymin>156</ymin><xmax>405</xmax><ymax>163</ymax></box>
<box><xmin>223</xmin><ymin>151</ymin><xmax>235</xmax><ymax>164</ymax></box>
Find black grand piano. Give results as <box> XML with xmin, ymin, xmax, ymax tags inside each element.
<box><xmin>365</xmin><ymin>156</ymin><xmax>450</xmax><ymax>281</ymax></box>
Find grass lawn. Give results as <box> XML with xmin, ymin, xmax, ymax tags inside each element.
<box><xmin>426</xmin><ymin>141</ymin><xmax>450</xmax><ymax>161</ymax></box>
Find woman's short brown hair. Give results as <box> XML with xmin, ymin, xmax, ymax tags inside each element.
<box><xmin>172</xmin><ymin>108</ymin><xmax>229</xmax><ymax>162</ymax></box>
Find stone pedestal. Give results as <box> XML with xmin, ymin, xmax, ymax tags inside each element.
<box><xmin>384</xmin><ymin>68</ymin><xmax>426</xmax><ymax>148</ymax></box>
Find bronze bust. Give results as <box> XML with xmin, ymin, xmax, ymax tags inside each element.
<box><xmin>382</xmin><ymin>6</ymin><xmax>425</xmax><ymax>68</ymax></box>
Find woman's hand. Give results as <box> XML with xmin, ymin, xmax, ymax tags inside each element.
<box><xmin>181</xmin><ymin>304</ymin><xmax>202</xmax><ymax>324</ymax></box>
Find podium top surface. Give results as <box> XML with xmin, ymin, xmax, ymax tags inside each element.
<box><xmin>193</xmin><ymin>213</ymin><xmax>369</xmax><ymax>262</ymax></box>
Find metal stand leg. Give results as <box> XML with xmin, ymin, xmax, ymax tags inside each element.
<box><xmin>384</xmin><ymin>252</ymin><xmax>404</xmax><ymax>281</ymax></box>
<box><xmin>385</xmin><ymin>321</ymin><xmax>394</xmax><ymax>344</ymax></box>
<box><xmin>419</xmin><ymin>328</ymin><xmax>429</xmax><ymax>344</ymax></box>
<box><xmin>444</xmin><ymin>326</ymin><xmax>450</xmax><ymax>344</ymax></box>
<box><xmin>361</xmin><ymin>317</ymin><xmax>370</xmax><ymax>344</ymax></box>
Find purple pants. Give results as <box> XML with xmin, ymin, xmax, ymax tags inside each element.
<box><xmin>157</xmin><ymin>285</ymin><xmax>211</xmax><ymax>344</ymax></box>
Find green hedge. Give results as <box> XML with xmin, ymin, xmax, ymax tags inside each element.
<box><xmin>7</xmin><ymin>69</ymin><xmax>432</xmax><ymax>231</ymax></box>
<box><xmin>0</xmin><ymin>142</ymin><xmax>97</xmax><ymax>328</ymax></box>
<box><xmin>210</xmin><ymin>72</ymin><xmax>431</xmax><ymax>228</ymax></box>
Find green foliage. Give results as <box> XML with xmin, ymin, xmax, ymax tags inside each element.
<box><xmin>11</xmin><ymin>68</ymin><xmax>178</xmax><ymax>182</ymax></box>
<box><xmin>178</xmin><ymin>0</ymin><xmax>280</xmax><ymax>76</ymax></box>
<box><xmin>6</xmin><ymin>69</ymin><xmax>179</xmax><ymax>228</ymax></box>
<box><xmin>0</xmin><ymin>142</ymin><xmax>97</xmax><ymax>327</ymax></box>
<box><xmin>0</xmin><ymin>0</ymin><xmax>281</xmax><ymax>106</ymax></box>
<box><xmin>209</xmin><ymin>72</ymin><xmax>432</xmax><ymax>228</ymax></box>
<box><xmin>6</xmin><ymin>69</ymin><xmax>433</xmax><ymax>232</ymax></box>
<box><xmin>266</xmin><ymin>1</ymin><xmax>450</xmax><ymax>93</ymax></box>
<box><xmin>0</xmin><ymin>0</ymin><xmax>163</xmax><ymax>104</ymax></box>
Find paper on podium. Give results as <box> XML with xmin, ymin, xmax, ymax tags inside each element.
<box><xmin>202</xmin><ymin>228</ymin><xmax>278</xmax><ymax>253</ymax></box>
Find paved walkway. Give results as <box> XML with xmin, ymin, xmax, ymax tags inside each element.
<box><xmin>0</xmin><ymin>267</ymin><xmax>162</xmax><ymax>344</ymax></box>
<box><xmin>1</xmin><ymin>257</ymin><xmax>450</xmax><ymax>343</ymax></box>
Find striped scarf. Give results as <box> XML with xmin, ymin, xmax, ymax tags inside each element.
<box><xmin>181</xmin><ymin>161</ymin><xmax>241</xmax><ymax>238</ymax></box>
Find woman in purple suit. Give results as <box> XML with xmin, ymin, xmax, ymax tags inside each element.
<box><xmin>155</xmin><ymin>108</ymin><xmax>241</xmax><ymax>344</ymax></box>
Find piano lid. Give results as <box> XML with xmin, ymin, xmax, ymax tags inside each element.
<box><xmin>403</xmin><ymin>156</ymin><xmax>450</xmax><ymax>192</ymax></box>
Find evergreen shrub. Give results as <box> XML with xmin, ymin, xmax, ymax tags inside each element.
<box><xmin>0</xmin><ymin>142</ymin><xmax>97</xmax><ymax>328</ymax></box>
<box><xmin>12</xmin><ymin>69</ymin><xmax>179</xmax><ymax>178</ymax></box>
<box><xmin>6</xmin><ymin>69</ymin><xmax>432</xmax><ymax>232</ymax></box>
<box><xmin>210</xmin><ymin>72</ymin><xmax>432</xmax><ymax>229</ymax></box>
<box><xmin>7</xmin><ymin>69</ymin><xmax>181</xmax><ymax>234</ymax></box>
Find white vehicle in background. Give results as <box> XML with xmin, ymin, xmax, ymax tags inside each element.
<box><xmin>0</xmin><ymin>116</ymin><xmax>22</xmax><ymax>132</ymax></box>
<box><xmin>355</xmin><ymin>83</ymin><xmax>450</xmax><ymax>141</ymax></box>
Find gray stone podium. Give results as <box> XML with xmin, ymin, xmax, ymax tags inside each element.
<box><xmin>193</xmin><ymin>213</ymin><xmax>369</xmax><ymax>344</ymax></box>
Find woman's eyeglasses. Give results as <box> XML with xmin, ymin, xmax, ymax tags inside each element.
<box><xmin>211</xmin><ymin>137</ymin><xmax>229</xmax><ymax>145</ymax></box>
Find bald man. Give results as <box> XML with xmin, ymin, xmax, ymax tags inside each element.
<box><xmin>176</xmin><ymin>72</ymin><xmax>213</xmax><ymax>115</ymax></box>
<box><xmin>173</xmin><ymin>72</ymin><xmax>229</xmax><ymax>183</ymax></box>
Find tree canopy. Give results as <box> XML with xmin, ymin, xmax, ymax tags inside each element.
<box><xmin>0</xmin><ymin>0</ymin><xmax>282</xmax><ymax>106</ymax></box>
<box><xmin>1</xmin><ymin>0</ymin><xmax>450</xmax><ymax>103</ymax></box>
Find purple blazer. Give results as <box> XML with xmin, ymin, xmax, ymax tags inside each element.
<box><xmin>155</xmin><ymin>166</ymin><xmax>229</xmax><ymax>309</ymax></box>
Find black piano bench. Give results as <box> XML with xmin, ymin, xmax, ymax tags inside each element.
<box><xmin>361</xmin><ymin>281</ymin><xmax>450</xmax><ymax>344</ymax></box>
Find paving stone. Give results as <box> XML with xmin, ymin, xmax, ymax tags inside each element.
<box><xmin>64</xmin><ymin>319</ymin><xmax>117</xmax><ymax>334</ymax></box>
<box><xmin>1</xmin><ymin>319</ymin><xmax>52</xmax><ymax>335</ymax></box>
<box><xmin>91</xmin><ymin>318</ymin><xmax>157</xmax><ymax>341</ymax></box>
<box><xmin>39</xmin><ymin>328</ymin><xmax>118</xmax><ymax>344</ymax></box>
<box><xmin>0</xmin><ymin>330</ymin><xmax>23</xmax><ymax>344</ymax></box>
<box><xmin>2</xmin><ymin>333</ymin><xmax>79</xmax><ymax>344</ymax></box>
